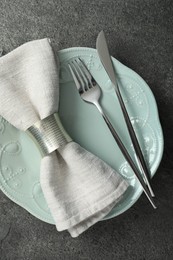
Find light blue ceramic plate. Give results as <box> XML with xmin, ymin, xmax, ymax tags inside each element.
<box><xmin>0</xmin><ymin>47</ymin><xmax>164</xmax><ymax>224</ymax></box>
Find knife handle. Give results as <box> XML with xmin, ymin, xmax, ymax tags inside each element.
<box><xmin>115</xmin><ymin>85</ymin><xmax>155</xmax><ymax>197</ymax></box>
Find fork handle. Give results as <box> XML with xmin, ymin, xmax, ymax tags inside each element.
<box><xmin>93</xmin><ymin>101</ymin><xmax>156</xmax><ymax>209</ymax></box>
<box><xmin>115</xmin><ymin>85</ymin><xmax>154</xmax><ymax>197</ymax></box>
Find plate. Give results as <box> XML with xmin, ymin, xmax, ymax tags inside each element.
<box><xmin>0</xmin><ymin>47</ymin><xmax>164</xmax><ymax>224</ymax></box>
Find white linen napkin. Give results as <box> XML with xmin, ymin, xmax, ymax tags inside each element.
<box><xmin>0</xmin><ymin>38</ymin><xmax>129</xmax><ymax>237</ymax></box>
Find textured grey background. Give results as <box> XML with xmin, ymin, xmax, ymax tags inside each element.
<box><xmin>0</xmin><ymin>0</ymin><xmax>173</xmax><ymax>259</ymax></box>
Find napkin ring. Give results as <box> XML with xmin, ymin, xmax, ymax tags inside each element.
<box><xmin>27</xmin><ymin>113</ymin><xmax>72</xmax><ymax>156</ymax></box>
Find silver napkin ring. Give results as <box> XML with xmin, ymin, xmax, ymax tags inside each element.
<box><xmin>27</xmin><ymin>113</ymin><xmax>72</xmax><ymax>156</ymax></box>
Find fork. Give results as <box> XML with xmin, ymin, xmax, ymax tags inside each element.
<box><xmin>68</xmin><ymin>58</ymin><xmax>156</xmax><ymax>209</ymax></box>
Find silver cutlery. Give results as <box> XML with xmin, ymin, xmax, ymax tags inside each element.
<box><xmin>96</xmin><ymin>30</ymin><xmax>154</xmax><ymax>197</ymax></box>
<box><xmin>68</xmin><ymin>58</ymin><xmax>156</xmax><ymax>209</ymax></box>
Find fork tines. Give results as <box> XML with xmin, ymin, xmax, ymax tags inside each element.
<box><xmin>68</xmin><ymin>58</ymin><xmax>95</xmax><ymax>93</ymax></box>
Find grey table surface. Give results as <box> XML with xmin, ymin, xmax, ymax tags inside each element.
<box><xmin>0</xmin><ymin>0</ymin><xmax>173</xmax><ymax>259</ymax></box>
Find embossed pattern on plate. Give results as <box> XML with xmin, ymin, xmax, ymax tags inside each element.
<box><xmin>0</xmin><ymin>47</ymin><xmax>164</xmax><ymax>223</ymax></box>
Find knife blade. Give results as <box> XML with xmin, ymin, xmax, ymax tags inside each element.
<box><xmin>96</xmin><ymin>31</ymin><xmax>117</xmax><ymax>88</ymax></box>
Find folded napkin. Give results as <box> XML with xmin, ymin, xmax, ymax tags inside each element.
<box><xmin>0</xmin><ymin>38</ymin><xmax>129</xmax><ymax>237</ymax></box>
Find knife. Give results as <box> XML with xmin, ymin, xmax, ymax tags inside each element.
<box><xmin>96</xmin><ymin>30</ymin><xmax>155</xmax><ymax>198</ymax></box>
